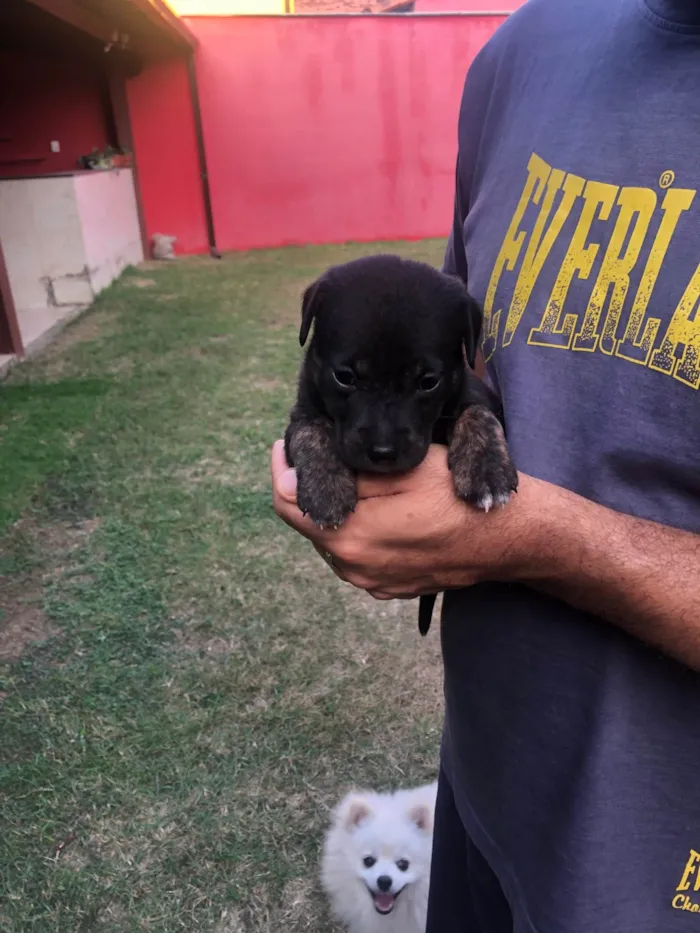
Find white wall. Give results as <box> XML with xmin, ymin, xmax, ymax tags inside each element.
<box><xmin>0</xmin><ymin>175</ymin><xmax>85</xmax><ymax>311</ymax></box>
<box><xmin>0</xmin><ymin>168</ymin><xmax>144</xmax><ymax>350</ymax></box>
<box><xmin>74</xmin><ymin>168</ymin><xmax>143</xmax><ymax>295</ymax></box>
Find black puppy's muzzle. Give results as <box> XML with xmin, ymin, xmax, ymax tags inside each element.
<box><xmin>339</xmin><ymin>428</ymin><xmax>430</xmax><ymax>474</ymax></box>
<box><xmin>336</xmin><ymin>404</ymin><xmax>434</xmax><ymax>472</ymax></box>
<box><xmin>355</xmin><ymin>443</ymin><xmax>427</xmax><ymax>474</ymax></box>
<box><xmin>367</xmin><ymin>444</ymin><xmax>398</xmax><ymax>466</ymax></box>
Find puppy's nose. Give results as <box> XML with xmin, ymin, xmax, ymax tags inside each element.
<box><xmin>368</xmin><ymin>444</ymin><xmax>397</xmax><ymax>464</ymax></box>
<box><xmin>377</xmin><ymin>875</ymin><xmax>393</xmax><ymax>893</ymax></box>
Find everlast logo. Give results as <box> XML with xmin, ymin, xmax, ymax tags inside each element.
<box><xmin>673</xmin><ymin>850</ymin><xmax>700</xmax><ymax>914</ymax></box>
<box><xmin>482</xmin><ymin>152</ymin><xmax>700</xmax><ymax>391</ymax></box>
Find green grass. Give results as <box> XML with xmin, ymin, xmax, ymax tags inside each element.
<box><xmin>0</xmin><ymin>242</ymin><xmax>446</xmax><ymax>933</ymax></box>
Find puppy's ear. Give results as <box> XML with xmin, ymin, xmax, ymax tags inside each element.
<box><xmin>461</xmin><ymin>293</ymin><xmax>483</xmax><ymax>371</ymax></box>
<box><xmin>443</xmin><ymin>274</ymin><xmax>482</xmax><ymax>370</ymax></box>
<box><xmin>299</xmin><ymin>276</ymin><xmax>328</xmax><ymax>347</ymax></box>
<box><xmin>338</xmin><ymin>794</ymin><xmax>373</xmax><ymax>831</ymax></box>
<box><xmin>407</xmin><ymin>801</ymin><xmax>433</xmax><ymax>834</ymax></box>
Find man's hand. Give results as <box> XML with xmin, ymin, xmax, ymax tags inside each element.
<box><xmin>270</xmin><ymin>439</ymin><xmax>534</xmax><ymax>599</ymax></box>
<box><xmin>271</xmin><ymin>439</ymin><xmax>700</xmax><ymax>670</ymax></box>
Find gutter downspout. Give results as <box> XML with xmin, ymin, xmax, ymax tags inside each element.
<box><xmin>187</xmin><ymin>53</ymin><xmax>221</xmax><ymax>259</ymax></box>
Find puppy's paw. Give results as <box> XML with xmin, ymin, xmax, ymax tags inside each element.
<box><xmin>448</xmin><ymin>407</ymin><xmax>518</xmax><ymax>512</ymax></box>
<box><xmin>297</xmin><ymin>466</ymin><xmax>357</xmax><ymax>528</ymax></box>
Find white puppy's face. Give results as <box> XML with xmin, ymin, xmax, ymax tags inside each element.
<box><xmin>336</xmin><ymin>793</ymin><xmax>433</xmax><ymax>916</ymax></box>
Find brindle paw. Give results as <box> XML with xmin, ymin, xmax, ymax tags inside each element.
<box><xmin>296</xmin><ymin>468</ymin><xmax>357</xmax><ymax>528</ymax></box>
<box><xmin>448</xmin><ymin>408</ymin><xmax>518</xmax><ymax>512</ymax></box>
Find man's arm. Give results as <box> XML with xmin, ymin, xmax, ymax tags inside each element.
<box><xmin>271</xmin><ymin>442</ymin><xmax>700</xmax><ymax>673</ymax></box>
<box><xmin>522</xmin><ymin>476</ymin><xmax>700</xmax><ymax>671</ymax></box>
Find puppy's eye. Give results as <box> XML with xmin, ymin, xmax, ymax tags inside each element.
<box><xmin>333</xmin><ymin>368</ymin><xmax>356</xmax><ymax>389</ymax></box>
<box><xmin>418</xmin><ymin>374</ymin><xmax>441</xmax><ymax>392</ymax></box>
<box><xmin>396</xmin><ymin>859</ymin><xmax>410</xmax><ymax>872</ymax></box>
<box><xmin>363</xmin><ymin>856</ymin><xmax>376</xmax><ymax>868</ymax></box>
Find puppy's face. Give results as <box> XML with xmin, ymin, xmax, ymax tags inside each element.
<box><xmin>330</xmin><ymin>791</ymin><xmax>434</xmax><ymax>916</ymax></box>
<box><xmin>299</xmin><ymin>256</ymin><xmax>480</xmax><ymax>474</ymax></box>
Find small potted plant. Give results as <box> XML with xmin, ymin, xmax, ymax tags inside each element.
<box><xmin>77</xmin><ymin>146</ymin><xmax>132</xmax><ymax>171</ymax></box>
<box><xmin>111</xmin><ymin>146</ymin><xmax>133</xmax><ymax>169</ymax></box>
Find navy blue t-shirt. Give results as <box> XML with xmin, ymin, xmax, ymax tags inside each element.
<box><xmin>442</xmin><ymin>1</ymin><xmax>700</xmax><ymax>930</ymax></box>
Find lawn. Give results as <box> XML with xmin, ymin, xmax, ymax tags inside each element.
<box><xmin>0</xmin><ymin>241</ymin><xmax>446</xmax><ymax>933</ymax></box>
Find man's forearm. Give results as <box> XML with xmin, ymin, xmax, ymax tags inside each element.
<box><xmin>517</xmin><ymin>477</ymin><xmax>700</xmax><ymax>671</ymax></box>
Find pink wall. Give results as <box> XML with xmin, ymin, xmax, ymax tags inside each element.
<box><xmin>186</xmin><ymin>15</ymin><xmax>504</xmax><ymax>251</ymax></box>
<box><xmin>0</xmin><ymin>50</ymin><xmax>111</xmax><ymax>177</ymax></box>
<box><xmin>127</xmin><ymin>58</ymin><xmax>209</xmax><ymax>255</ymax></box>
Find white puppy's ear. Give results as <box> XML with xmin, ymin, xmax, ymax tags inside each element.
<box><xmin>338</xmin><ymin>794</ymin><xmax>372</xmax><ymax>831</ymax></box>
<box><xmin>407</xmin><ymin>801</ymin><xmax>433</xmax><ymax>834</ymax></box>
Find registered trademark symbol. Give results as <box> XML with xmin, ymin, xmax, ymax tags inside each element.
<box><xmin>659</xmin><ymin>170</ymin><xmax>675</xmax><ymax>189</ymax></box>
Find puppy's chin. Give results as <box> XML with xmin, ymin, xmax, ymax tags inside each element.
<box><xmin>361</xmin><ymin>460</ymin><xmax>409</xmax><ymax>475</ymax></box>
<box><xmin>341</xmin><ymin>448</ymin><xmax>429</xmax><ymax>475</ymax></box>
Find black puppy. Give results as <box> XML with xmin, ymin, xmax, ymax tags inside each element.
<box><xmin>284</xmin><ymin>254</ymin><xmax>517</xmax><ymax>635</ymax></box>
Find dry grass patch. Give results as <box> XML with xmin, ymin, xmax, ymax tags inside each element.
<box><xmin>0</xmin><ymin>517</ymin><xmax>102</xmax><ymax>661</ymax></box>
<box><xmin>125</xmin><ymin>277</ymin><xmax>158</xmax><ymax>289</ymax></box>
<box><xmin>0</xmin><ymin>590</ymin><xmax>58</xmax><ymax>662</ymax></box>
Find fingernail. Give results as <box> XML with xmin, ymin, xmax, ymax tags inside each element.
<box><xmin>278</xmin><ymin>469</ymin><xmax>297</xmax><ymax>498</ymax></box>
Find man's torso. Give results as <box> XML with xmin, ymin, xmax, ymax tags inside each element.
<box><xmin>442</xmin><ymin>1</ymin><xmax>700</xmax><ymax>930</ymax></box>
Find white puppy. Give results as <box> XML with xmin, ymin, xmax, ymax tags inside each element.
<box><xmin>321</xmin><ymin>781</ymin><xmax>438</xmax><ymax>933</ymax></box>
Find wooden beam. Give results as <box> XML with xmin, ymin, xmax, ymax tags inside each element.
<box><xmin>125</xmin><ymin>0</ymin><xmax>196</xmax><ymax>50</ymax></box>
<box><xmin>0</xmin><ymin>2</ymin><xmax>143</xmax><ymax>76</ymax></box>
<box><xmin>24</xmin><ymin>0</ymin><xmax>115</xmax><ymax>47</ymax></box>
<box><xmin>0</xmin><ymin>240</ymin><xmax>24</xmax><ymax>357</ymax></box>
<box><xmin>22</xmin><ymin>0</ymin><xmax>194</xmax><ymax>64</ymax></box>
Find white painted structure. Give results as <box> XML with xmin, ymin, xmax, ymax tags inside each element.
<box><xmin>0</xmin><ymin>167</ymin><xmax>143</xmax><ymax>365</ymax></box>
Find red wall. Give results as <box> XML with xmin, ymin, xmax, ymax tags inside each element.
<box><xmin>186</xmin><ymin>15</ymin><xmax>504</xmax><ymax>251</ymax></box>
<box><xmin>127</xmin><ymin>58</ymin><xmax>210</xmax><ymax>255</ymax></box>
<box><xmin>414</xmin><ymin>0</ymin><xmax>522</xmax><ymax>10</ymax></box>
<box><xmin>0</xmin><ymin>50</ymin><xmax>111</xmax><ymax>177</ymax></box>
